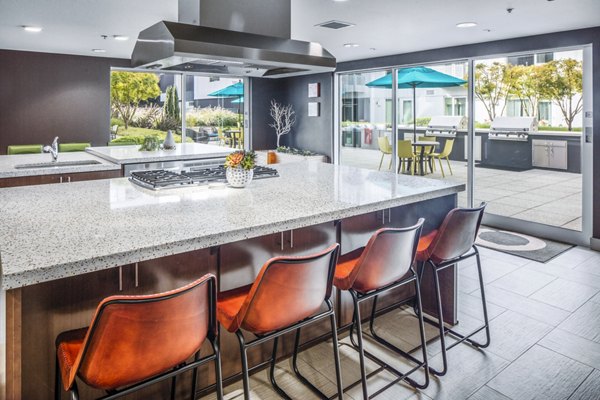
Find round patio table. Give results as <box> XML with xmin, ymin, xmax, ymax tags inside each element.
<box><xmin>412</xmin><ymin>141</ymin><xmax>439</xmax><ymax>176</ymax></box>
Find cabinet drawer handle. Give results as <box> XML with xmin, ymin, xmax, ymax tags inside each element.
<box><xmin>290</xmin><ymin>229</ymin><xmax>294</xmax><ymax>249</ymax></box>
<box><xmin>67</xmin><ymin>176</ymin><xmax>71</xmax><ymax>183</ymax></box>
<box><xmin>281</xmin><ymin>232</ymin><xmax>284</xmax><ymax>251</ymax></box>
<box><xmin>118</xmin><ymin>266</ymin><xmax>123</xmax><ymax>291</ymax></box>
<box><xmin>135</xmin><ymin>263</ymin><xmax>139</xmax><ymax>287</ymax></box>
<box><xmin>59</xmin><ymin>176</ymin><xmax>63</xmax><ymax>183</ymax></box>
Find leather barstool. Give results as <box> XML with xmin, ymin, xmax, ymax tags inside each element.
<box><xmin>416</xmin><ymin>203</ymin><xmax>490</xmax><ymax>376</ymax></box>
<box><xmin>331</xmin><ymin>219</ymin><xmax>429</xmax><ymax>399</ymax></box>
<box><xmin>55</xmin><ymin>274</ymin><xmax>222</xmax><ymax>400</ymax></box>
<box><xmin>217</xmin><ymin>244</ymin><xmax>343</xmax><ymax>400</ymax></box>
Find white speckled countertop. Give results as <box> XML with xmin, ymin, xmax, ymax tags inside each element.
<box><xmin>86</xmin><ymin>143</ymin><xmax>236</xmax><ymax>164</ymax></box>
<box><xmin>0</xmin><ymin>152</ymin><xmax>120</xmax><ymax>178</ymax></box>
<box><xmin>0</xmin><ymin>162</ymin><xmax>464</xmax><ymax>289</ymax></box>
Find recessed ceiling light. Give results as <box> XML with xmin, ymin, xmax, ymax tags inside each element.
<box><xmin>113</xmin><ymin>35</ymin><xmax>129</xmax><ymax>41</ymax></box>
<box><xmin>332</xmin><ymin>0</ymin><xmax>349</xmax><ymax>2</ymax></box>
<box><xmin>92</xmin><ymin>49</ymin><xmax>106</xmax><ymax>53</ymax></box>
<box><xmin>344</xmin><ymin>43</ymin><xmax>359</xmax><ymax>48</ymax></box>
<box><xmin>456</xmin><ymin>22</ymin><xmax>478</xmax><ymax>28</ymax></box>
<box><xmin>23</xmin><ymin>26</ymin><xmax>42</xmax><ymax>33</ymax></box>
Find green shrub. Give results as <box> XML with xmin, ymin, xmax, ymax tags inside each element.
<box><xmin>110</xmin><ymin>118</ymin><xmax>125</xmax><ymax>127</ymax></box>
<box><xmin>186</xmin><ymin>106</ymin><xmax>238</xmax><ymax>127</ymax></box>
<box><xmin>538</xmin><ymin>126</ymin><xmax>582</xmax><ymax>132</ymax></box>
<box><xmin>155</xmin><ymin>115</ymin><xmax>181</xmax><ymax>132</ymax></box>
<box><xmin>406</xmin><ymin>117</ymin><xmax>431</xmax><ymax>127</ymax></box>
<box><xmin>475</xmin><ymin>122</ymin><xmax>491</xmax><ymax>129</ymax></box>
<box><xmin>131</xmin><ymin>105</ymin><xmax>161</xmax><ymax>129</ymax></box>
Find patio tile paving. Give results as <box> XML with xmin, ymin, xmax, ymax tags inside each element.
<box><xmin>340</xmin><ymin>147</ymin><xmax>582</xmax><ymax>231</ymax></box>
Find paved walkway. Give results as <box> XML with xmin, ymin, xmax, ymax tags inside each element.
<box><xmin>340</xmin><ymin>147</ymin><xmax>582</xmax><ymax>231</ymax></box>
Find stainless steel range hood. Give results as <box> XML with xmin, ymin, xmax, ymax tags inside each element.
<box><xmin>131</xmin><ymin>20</ymin><xmax>336</xmax><ymax>78</ymax></box>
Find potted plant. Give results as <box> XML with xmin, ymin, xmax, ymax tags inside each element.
<box><xmin>224</xmin><ymin>150</ymin><xmax>257</xmax><ymax>188</ymax></box>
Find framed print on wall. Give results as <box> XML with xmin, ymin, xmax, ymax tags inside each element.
<box><xmin>308</xmin><ymin>102</ymin><xmax>320</xmax><ymax>117</ymax></box>
<box><xmin>308</xmin><ymin>82</ymin><xmax>320</xmax><ymax>98</ymax></box>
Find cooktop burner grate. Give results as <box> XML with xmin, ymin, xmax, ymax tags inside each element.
<box><xmin>130</xmin><ymin>166</ymin><xmax>279</xmax><ymax>190</ymax></box>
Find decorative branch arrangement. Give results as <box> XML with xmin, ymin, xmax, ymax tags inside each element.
<box><xmin>269</xmin><ymin>100</ymin><xmax>296</xmax><ymax>147</ymax></box>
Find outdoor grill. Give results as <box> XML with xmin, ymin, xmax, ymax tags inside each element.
<box><xmin>489</xmin><ymin>116</ymin><xmax>538</xmax><ymax>142</ymax></box>
<box><xmin>425</xmin><ymin>116</ymin><xmax>467</xmax><ymax>138</ymax></box>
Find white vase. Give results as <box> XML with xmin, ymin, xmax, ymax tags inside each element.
<box><xmin>226</xmin><ymin>167</ymin><xmax>254</xmax><ymax>188</ymax></box>
<box><xmin>163</xmin><ymin>130</ymin><xmax>176</xmax><ymax>150</ymax></box>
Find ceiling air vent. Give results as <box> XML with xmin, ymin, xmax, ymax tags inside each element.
<box><xmin>315</xmin><ymin>20</ymin><xmax>355</xmax><ymax>29</ymax></box>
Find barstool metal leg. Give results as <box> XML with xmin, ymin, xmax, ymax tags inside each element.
<box><xmin>351</xmin><ymin>292</ymin><xmax>369</xmax><ymax>400</ymax></box>
<box><xmin>429</xmin><ymin>259</ymin><xmax>449</xmax><ymax>376</ymax></box>
<box><xmin>473</xmin><ymin>248</ymin><xmax>491</xmax><ymax>348</ymax></box>
<box><xmin>170</xmin><ymin>370</ymin><xmax>177</xmax><ymax>400</ymax></box>
<box><xmin>269</xmin><ymin>337</ymin><xmax>292</xmax><ymax>399</ymax></box>
<box><xmin>329</xmin><ymin>309</ymin><xmax>345</xmax><ymax>400</ymax></box>
<box><xmin>235</xmin><ymin>330</ymin><xmax>251</xmax><ymax>400</ymax></box>
<box><xmin>212</xmin><ymin>340</ymin><xmax>224</xmax><ymax>400</ymax></box>
<box><xmin>446</xmin><ymin>249</ymin><xmax>491</xmax><ymax>349</ymax></box>
<box><xmin>413</xmin><ymin>272</ymin><xmax>430</xmax><ymax>389</ymax></box>
<box><xmin>190</xmin><ymin>352</ymin><xmax>200</xmax><ymax>400</ymax></box>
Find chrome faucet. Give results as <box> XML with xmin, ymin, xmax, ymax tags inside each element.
<box><xmin>43</xmin><ymin>136</ymin><xmax>59</xmax><ymax>162</ymax></box>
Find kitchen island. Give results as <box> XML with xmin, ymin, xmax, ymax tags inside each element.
<box><xmin>0</xmin><ymin>162</ymin><xmax>464</xmax><ymax>399</ymax></box>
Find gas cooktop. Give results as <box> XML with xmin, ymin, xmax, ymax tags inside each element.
<box><xmin>129</xmin><ymin>165</ymin><xmax>279</xmax><ymax>190</ymax></box>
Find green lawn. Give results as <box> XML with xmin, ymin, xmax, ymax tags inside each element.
<box><xmin>111</xmin><ymin>127</ymin><xmax>194</xmax><ymax>144</ymax></box>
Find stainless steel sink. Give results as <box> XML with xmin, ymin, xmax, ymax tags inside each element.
<box><xmin>14</xmin><ymin>160</ymin><xmax>102</xmax><ymax>169</ymax></box>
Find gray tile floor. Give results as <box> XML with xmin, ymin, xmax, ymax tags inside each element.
<box><xmin>340</xmin><ymin>147</ymin><xmax>583</xmax><ymax>231</ymax></box>
<box><xmin>211</xmin><ymin>245</ymin><xmax>600</xmax><ymax>400</ymax></box>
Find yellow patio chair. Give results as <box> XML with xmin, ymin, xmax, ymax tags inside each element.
<box><xmin>217</xmin><ymin>127</ymin><xmax>232</xmax><ymax>147</ymax></box>
<box><xmin>377</xmin><ymin>136</ymin><xmax>392</xmax><ymax>170</ymax></box>
<box><xmin>235</xmin><ymin>127</ymin><xmax>244</xmax><ymax>149</ymax></box>
<box><xmin>431</xmin><ymin>138</ymin><xmax>455</xmax><ymax>178</ymax></box>
<box><xmin>397</xmin><ymin>140</ymin><xmax>417</xmax><ymax>175</ymax></box>
<box><xmin>418</xmin><ymin>136</ymin><xmax>436</xmax><ymax>174</ymax></box>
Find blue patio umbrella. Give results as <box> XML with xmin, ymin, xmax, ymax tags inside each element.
<box><xmin>207</xmin><ymin>81</ymin><xmax>244</xmax><ymax>97</ymax></box>
<box><xmin>208</xmin><ymin>81</ymin><xmax>244</xmax><ymax>123</ymax></box>
<box><xmin>366</xmin><ymin>66</ymin><xmax>466</xmax><ymax>141</ymax></box>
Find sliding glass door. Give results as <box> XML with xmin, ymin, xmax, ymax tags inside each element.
<box><xmin>335</xmin><ymin>45</ymin><xmax>592</xmax><ymax>245</ymax></box>
<box><xmin>472</xmin><ymin>46</ymin><xmax>591</xmax><ymax>245</ymax></box>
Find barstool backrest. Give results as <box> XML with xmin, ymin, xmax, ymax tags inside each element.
<box><xmin>428</xmin><ymin>203</ymin><xmax>486</xmax><ymax>263</ymax></box>
<box><xmin>71</xmin><ymin>274</ymin><xmax>216</xmax><ymax>391</ymax></box>
<box><xmin>352</xmin><ymin>219</ymin><xmax>424</xmax><ymax>293</ymax></box>
<box><xmin>238</xmin><ymin>244</ymin><xmax>340</xmax><ymax>334</ymax></box>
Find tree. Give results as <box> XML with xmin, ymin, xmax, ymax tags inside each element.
<box><xmin>110</xmin><ymin>71</ymin><xmax>160</xmax><ymax>129</ymax></box>
<box><xmin>269</xmin><ymin>100</ymin><xmax>296</xmax><ymax>147</ymax></box>
<box><xmin>508</xmin><ymin>64</ymin><xmax>546</xmax><ymax>118</ymax></box>
<box><xmin>537</xmin><ymin>59</ymin><xmax>583</xmax><ymax>131</ymax></box>
<box><xmin>474</xmin><ymin>62</ymin><xmax>518</xmax><ymax>121</ymax></box>
<box><xmin>164</xmin><ymin>85</ymin><xmax>181</xmax><ymax>122</ymax></box>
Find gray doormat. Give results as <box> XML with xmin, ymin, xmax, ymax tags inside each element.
<box><xmin>475</xmin><ymin>227</ymin><xmax>574</xmax><ymax>263</ymax></box>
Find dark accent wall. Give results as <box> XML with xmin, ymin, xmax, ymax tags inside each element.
<box><xmin>0</xmin><ymin>50</ymin><xmax>128</xmax><ymax>154</ymax></box>
<box><xmin>338</xmin><ymin>26</ymin><xmax>600</xmax><ymax>241</ymax></box>
<box><xmin>250</xmin><ymin>73</ymin><xmax>334</xmax><ymax>159</ymax></box>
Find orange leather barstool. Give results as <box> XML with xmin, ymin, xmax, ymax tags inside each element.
<box><xmin>55</xmin><ymin>274</ymin><xmax>222</xmax><ymax>400</ymax></box>
<box><xmin>416</xmin><ymin>203</ymin><xmax>490</xmax><ymax>376</ymax></box>
<box><xmin>217</xmin><ymin>244</ymin><xmax>343</xmax><ymax>400</ymax></box>
<box><xmin>333</xmin><ymin>219</ymin><xmax>429</xmax><ymax>399</ymax></box>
